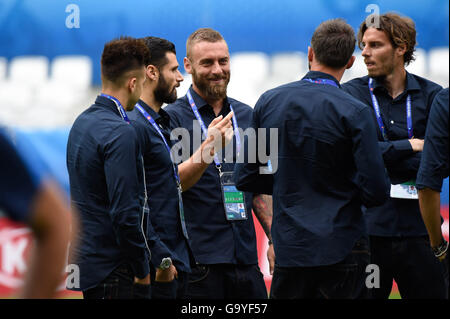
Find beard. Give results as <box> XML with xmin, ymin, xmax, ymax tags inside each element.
<box><xmin>154</xmin><ymin>75</ymin><xmax>178</xmax><ymax>105</ymax></box>
<box><xmin>367</xmin><ymin>51</ymin><xmax>396</xmax><ymax>79</ymax></box>
<box><xmin>191</xmin><ymin>67</ymin><xmax>230</xmax><ymax>101</ymax></box>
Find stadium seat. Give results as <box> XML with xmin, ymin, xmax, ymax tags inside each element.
<box><xmin>406</xmin><ymin>48</ymin><xmax>427</xmax><ymax>78</ymax></box>
<box><xmin>9</xmin><ymin>55</ymin><xmax>49</xmax><ymax>86</ymax></box>
<box><xmin>428</xmin><ymin>47</ymin><xmax>449</xmax><ymax>87</ymax></box>
<box><xmin>50</xmin><ymin>55</ymin><xmax>93</xmax><ymax>89</ymax></box>
<box><xmin>228</xmin><ymin>52</ymin><xmax>270</xmax><ymax>107</ymax></box>
<box><xmin>341</xmin><ymin>51</ymin><xmax>367</xmax><ymax>83</ymax></box>
<box><xmin>230</xmin><ymin>52</ymin><xmax>270</xmax><ymax>82</ymax></box>
<box><xmin>270</xmin><ymin>52</ymin><xmax>307</xmax><ymax>82</ymax></box>
<box><xmin>0</xmin><ymin>57</ymin><xmax>6</xmax><ymax>82</ymax></box>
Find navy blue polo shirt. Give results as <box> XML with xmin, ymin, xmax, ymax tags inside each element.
<box><xmin>234</xmin><ymin>71</ymin><xmax>390</xmax><ymax>267</ymax></box>
<box><xmin>66</xmin><ymin>95</ymin><xmax>150</xmax><ymax>291</ymax></box>
<box><xmin>416</xmin><ymin>88</ymin><xmax>449</xmax><ymax>192</ymax></box>
<box><xmin>0</xmin><ymin>128</ymin><xmax>40</xmax><ymax>222</ymax></box>
<box><xmin>342</xmin><ymin>72</ymin><xmax>442</xmax><ymax>237</ymax></box>
<box><xmin>128</xmin><ymin>100</ymin><xmax>192</xmax><ymax>273</ymax></box>
<box><xmin>164</xmin><ymin>87</ymin><xmax>258</xmax><ymax>265</ymax></box>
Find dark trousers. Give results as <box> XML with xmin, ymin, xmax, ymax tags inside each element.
<box><xmin>151</xmin><ymin>271</ymin><xmax>189</xmax><ymax>299</ymax></box>
<box><xmin>369</xmin><ymin>235</ymin><xmax>447</xmax><ymax>299</ymax></box>
<box><xmin>186</xmin><ymin>264</ymin><xmax>268</xmax><ymax>299</ymax></box>
<box><xmin>270</xmin><ymin>237</ymin><xmax>370</xmax><ymax>299</ymax></box>
<box><xmin>82</xmin><ymin>264</ymin><xmax>134</xmax><ymax>299</ymax></box>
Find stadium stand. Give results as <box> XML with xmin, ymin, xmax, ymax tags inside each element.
<box><xmin>0</xmin><ymin>48</ymin><xmax>448</xmax><ymax>128</ymax></box>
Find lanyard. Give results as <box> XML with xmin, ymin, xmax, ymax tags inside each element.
<box><xmin>100</xmin><ymin>93</ymin><xmax>131</xmax><ymax>123</ymax></box>
<box><xmin>186</xmin><ymin>88</ymin><xmax>241</xmax><ymax>172</ymax></box>
<box><xmin>303</xmin><ymin>78</ymin><xmax>339</xmax><ymax>88</ymax></box>
<box><xmin>135</xmin><ymin>103</ymin><xmax>182</xmax><ymax>189</ymax></box>
<box><xmin>368</xmin><ymin>78</ymin><xmax>413</xmax><ymax>140</ymax></box>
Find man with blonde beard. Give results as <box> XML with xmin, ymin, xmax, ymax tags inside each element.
<box><xmin>165</xmin><ymin>28</ymin><xmax>270</xmax><ymax>299</ymax></box>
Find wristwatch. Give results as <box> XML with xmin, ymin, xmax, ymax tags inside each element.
<box><xmin>159</xmin><ymin>257</ymin><xmax>172</xmax><ymax>270</ymax></box>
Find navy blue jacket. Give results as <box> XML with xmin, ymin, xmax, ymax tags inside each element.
<box><xmin>0</xmin><ymin>128</ymin><xmax>39</xmax><ymax>222</ymax></box>
<box><xmin>234</xmin><ymin>71</ymin><xmax>389</xmax><ymax>267</ymax></box>
<box><xmin>66</xmin><ymin>95</ymin><xmax>150</xmax><ymax>290</ymax></box>
<box><xmin>164</xmin><ymin>87</ymin><xmax>258</xmax><ymax>265</ymax></box>
<box><xmin>416</xmin><ymin>88</ymin><xmax>449</xmax><ymax>192</ymax></box>
<box><xmin>342</xmin><ymin>73</ymin><xmax>442</xmax><ymax>236</ymax></box>
<box><xmin>128</xmin><ymin>100</ymin><xmax>193</xmax><ymax>273</ymax></box>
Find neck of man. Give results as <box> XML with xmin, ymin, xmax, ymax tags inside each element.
<box><xmin>140</xmin><ymin>83</ymin><xmax>163</xmax><ymax>114</ymax></box>
<box><xmin>101</xmin><ymin>87</ymin><xmax>131</xmax><ymax>111</ymax></box>
<box><xmin>310</xmin><ymin>61</ymin><xmax>346</xmax><ymax>83</ymax></box>
<box><xmin>380</xmin><ymin>66</ymin><xmax>407</xmax><ymax>99</ymax></box>
<box><xmin>192</xmin><ymin>84</ymin><xmax>224</xmax><ymax>116</ymax></box>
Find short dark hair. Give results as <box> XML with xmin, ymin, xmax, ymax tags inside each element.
<box><xmin>311</xmin><ymin>19</ymin><xmax>356</xmax><ymax>69</ymax></box>
<box><xmin>186</xmin><ymin>28</ymin><xmax>225</xmax><ymax>59</ymax></box>
<box><xmin>357</xmin><ymin>12</ymin><xmax>416</xmax><ymax>66</ymax></box>
<box><xmin>101</xmin><ymin>36</ymin><xmax>149</xmax><ymax>83</ymax></box>
<box><xmin>142</xmin><ymin>36</ymin><xmax>176</xmax><ymax>68</ymax></box>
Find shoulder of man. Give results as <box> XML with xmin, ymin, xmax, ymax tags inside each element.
<box><xmin>341</xmin><ymin>75</ymin><xmax>370</xmax><ymax>93</ymax></box>
<box><xmin>227</xmin><ymin>96</ymin><xmax>252</xmax><ymax>113</ymax></box>
<box><xmin>409</xmin><ymin>72</ymin><xmax>443</xmax><ymax>94</ymax></box>
<box><xmin>163</xmin><ymin>95</ymin><xmax>189</xmax><ymax>128</ymax></box>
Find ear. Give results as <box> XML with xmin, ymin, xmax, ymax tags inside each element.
<box><xmin>128</xmin><ymin>76</ymin><xmax>137</xmax><ymax>92</ymax></box>
<box><xmin>396</xmin><ymin>43</ymin><xmax>407</xmax><ymax>57</ymax></box>
<box><xmin>345</xmin><ymin>55</ymin><xmax>356</xmax><ymax>69</ymax></box>
<box><xmin>184</xmin><ymin>57</ymin><xmax>192</xmax><ymax>74</ymax></box>
<box><xmin>146</xmin><ymin>64</ymin><xmax>159</xmax><ymax>81</ymax></box>
<box><xmin>307</xmin><ymin>46</ymin><xmax>314</xmax><ymax>63</ymax></box>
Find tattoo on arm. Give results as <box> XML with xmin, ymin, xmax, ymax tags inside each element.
<box><xmin>252</xmin><ymin>194</ymin><xmax>273</xmax><ymax>240</ymax></box>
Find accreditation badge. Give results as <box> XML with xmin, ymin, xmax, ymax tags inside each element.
<box><xmin>390</xmin><ymin>180</ymin><xmax>418</xmax><ymax>199</ymax></box>
<box><xmin>220</xmin><ymin>171</ymin><xmax>248</xmax><ymax>221</ymax></box>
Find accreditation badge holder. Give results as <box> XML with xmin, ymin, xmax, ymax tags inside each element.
<box><xmin>220</xmin><ymin>171</ymin><xmax>248</xmax><ymax>221</ymax></box>
<box><xmin>390</xmin><ymin>180</ymin><xmax>418</xmax><ymax>199</ymax></box>
<box><xmin>177</xmin><ymin>186</ymin><xmax>189</xmax><ymax>239</ymax></box>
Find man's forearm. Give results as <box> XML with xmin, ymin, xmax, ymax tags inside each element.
<box><xmin>179</xmin><ymin>138</ymin><xmax>213</xmax><ymax>191</ymax></box>
<box><xmin>252</xmin><ymin>194</ymin><xmax>273</xmax><ymax>240</ymax></box>
<box><xmin>418</xmin><ymin>188</ymin><xmax>443</xmax><ymax>247</ymax></box>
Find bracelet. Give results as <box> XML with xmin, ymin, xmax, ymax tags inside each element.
<box><xmin>432</xmin><ymin>239</ymin><xmax>448</xmax><ymax>259</ymax></box>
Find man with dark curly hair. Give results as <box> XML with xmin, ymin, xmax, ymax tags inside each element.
<box><xmin>342</xmin><ymin>13</ymin><xmax>447</xmax><ymax>299</ymax></box>
<box><xmin>67</xmin><ymin>37</ymin><xmax>152</xmax><ymax>299</ymax></box>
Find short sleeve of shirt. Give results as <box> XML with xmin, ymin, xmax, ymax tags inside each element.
<box><xmin>0</xmin><ymin>129</ymin><xmax>40</xmax><ymax>222</ymax></box>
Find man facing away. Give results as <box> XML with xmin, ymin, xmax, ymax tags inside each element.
<box><xmin>342</xmin><ymin>13</ymin><xmax>447</xmax><ymax>299</ymax></box>
<box><xmin>66</xmin><ymin>37</ymin><xmax>151</xmax><ymax>299</ymax></box>
<box><xmin>234</xmin><ymin>19</ymin><xmax>390</xmax><ymax>299</ymax></box>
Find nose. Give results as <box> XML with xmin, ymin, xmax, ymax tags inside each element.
<box><xmin>211</xmin><ymin>61</ymin><xmax>222</xmax><ymax>75</ymax></box>
<box><xmin>176</xmin><ymin>70</ymin><xmax>184</xmax><ymax>82</ymax></box>
<box><xmin>362</xmin><ymin>45</ymin><xmax>370</xmax><ymax>57</ymax></box>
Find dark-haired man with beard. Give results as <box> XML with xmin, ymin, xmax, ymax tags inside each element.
<box><xmin>164</xmin><ymin>28</ymin><xmax>269</xmax><ymax>299</ymax></box>
<box><xmin>128</xmin><ymin>36</ymin><xmax>234</xmax><ymax>299</ymax></box>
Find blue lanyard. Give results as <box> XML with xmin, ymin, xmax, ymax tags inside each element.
<box><xmin>368</xmin><ymin>78</ymin><xmax>413</xmax><ymax>140</ymax></box>
<box><xmin>186</xmin><ymin>88</ymin><xmax>241</xmax><ymax>170</ymax></box>
<box><xmin>303</xmin><ymin>78</ymin><xmax>339</xmax><ymax>88</ymax></box>
<box><xmin>100</xmin><ymin>93</ymin><xmax>131</xmax><ymax>123</ymax></box>
<box><xmin>135</xmin><ymin>103</ymin><xmax>182</xmax><ymax>189</ymax></box>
